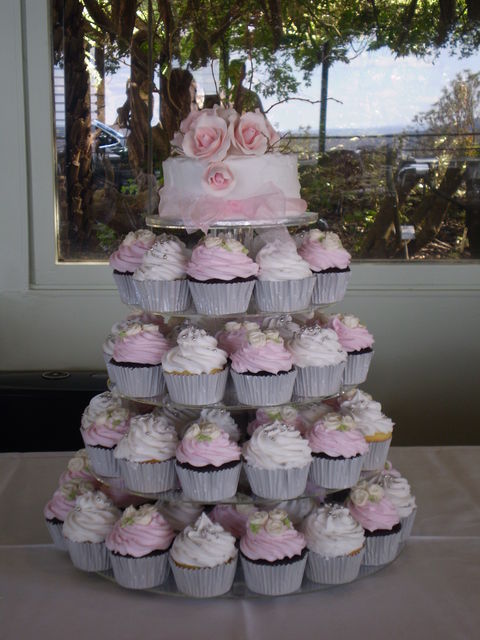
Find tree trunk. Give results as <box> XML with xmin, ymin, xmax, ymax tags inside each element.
<box><xmin>318</xmin><ymin>43</ymin><xmax>330</xmax><ymax>155</ymax></box>
<box><xmin>127</xmin><ymin>29</ymin><xmax>150</xmax><ymax>175</ymax></box>
<box><xmin>159</xmin><ymin>67</ymin><xmax>194</xmax><ymax>142</ymax></box>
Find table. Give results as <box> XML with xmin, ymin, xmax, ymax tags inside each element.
<box><xmin>1</xmin><ymin>447</ymin><xmax>479</xmax><ymax>640</ymax></box>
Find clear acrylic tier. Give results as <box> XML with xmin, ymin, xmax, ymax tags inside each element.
<box><xmin>146</xmin><ymin>211</ymin><xmax>319</xmax><ymax>231</ymax></box>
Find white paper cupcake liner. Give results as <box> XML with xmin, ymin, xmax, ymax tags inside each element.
<box><xmin>231</xmin><ymin>369</ymin><xmax>297</xmax><ymax>406</ymax></box>
<box><xmin>66</xmin><ymin>539</ymin><xmax>111</xmax><ymax>572</ymax></box>
<box><xmin>109</xmin><ymin>551</ymin><xmax>170</xmax><ymax>589</ymax></box>
<box><xmin>343</xmin><ymin>351</ymin><xmax>374</xmax><ymax>386</ymax></box>
<box><xmin>110</xmin><ymin>363</ymin><xmax>165</xmax><ymax>398</ymax></box>
<box><xmin>84</xmin><ymin>443</ymin><xmax>119</xmax><ymax>478</ymax></box>
<box><xmin>363</xmin><ymin>529</ymin><xmax>402</xmax><ymax>566</ymax></box>
<box><xmin>188</xmin><ymin>280</ymin><xmax>255</xmax><ymax>315</ymax></box>
<box><xmin>294</xmin><ymin>362</ymin><xmax>346</xmax><ymax>398</ymax></box>
<box><xmin>169</xmin><ymin>555</ymin><xmax>238</xmax><ymax>597</ymax></box>
<box><xmin>113</xmin><ymin>272</ymin><xmax>139</xmax><ymax>305</ymax></box>
<box><xmin>362</xmin><ymin>438</ymin><xmax>392</xmax><ymax>471</ymax></box>
<box><xmin>400</xmin><ymin>508</ymin><xmax>417</xmax><ymax>542</ymax></box>
<box><xmin>306</xmin><ymin>548</ymin><xmax>364</xmax><ymax>584</ymax></box>
<box><xmin>311</xmin><ymin>270</ymin><xmax>351</xmax><ymax>304</ymax></box>
<box><xmin>163</xmin><ymin>368</ymin><xmax>229</xmax><ymax>405</ymax></box>
<box><xmin>175</xmin><ymin>462</ymin><xmax>241</xmax><ymax>501</ymax></box>
<box><xmin>241</xmin><ymin>553</ymin><xmax>308</xmax><ymax>596</ymax></box>
<box><xmin>309</xmin><ymin>454</ymin><xmax>365</xmax><ymax>489</ymax></box>
<box><xmin>118</xmin><ymin>458</ymin><xmax>177</xmax><ymax>494</ymax></box>
<box><xmin>134</xmin><ymin>279</ymin><xmax>192</xmax><ymax>313</ymax></box>
<box><xmin>45</xmin><ymin>519</ymin><xmax>67</xmax><ymax>551</ymax></box>
<box><xmin>254</xmin><ymin>277</ymin><xmax>315</xmax><ymax>312</ymax></box>
<box><xmin>243</xmin><ymin>462</ymin><xmax>310</xmax><ymax>499</ymax></box>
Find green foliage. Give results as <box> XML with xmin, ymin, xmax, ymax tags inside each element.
<box><xmin>95</xmin><ymin>222</ymin><xmax>118</xmax><ymax>253</ymax></box>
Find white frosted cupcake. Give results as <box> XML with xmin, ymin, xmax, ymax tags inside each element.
<box><xmin>302</xmin><ymin>504</ymin><xmax>365</xmax><ymax>584</ymax></box>
<box><xmin>242</xmin><ymin>421</ymin><xmax>312</xmax><ymax>499</ymax></box>
<box><xmin>44</xmin><ymin>479</ymin><xmax>96</xmax><ymax>551</ymax></box>
<box><xmin>196</xmin><ymin>407</ymin><xmax>241</xmax><ymax>442</ymax></box>
<box><xmin>109</xmin><ymin>229</ymin><xmax>156</xmax><ymax>305</ymax></box>
<box><xmin>169</xmin><ymin>513</ymin><xmax>238</xmax><ymax>597</ymax></box>
<box><xmin>379</xmin><ymin>471</ymin><xmax>417</xmax><ymax>542</ymax></box>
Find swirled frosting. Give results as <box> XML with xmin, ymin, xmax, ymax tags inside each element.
<box><xmin>162</xmin><ymin>327</ymin><xmax>227</xmax><ymax>374</ymax></box>
<box><xmin>380</xmin><ymin>474</ymin><xmax>416</xmax><ymax>518</ymax></box>
<box><xmin>302</xmin><ymin>504</ymin><xmax>365</xmax><ymax>557</ymax></box>
<box><xmin>105</xmin><ymin>505</ymin><xmax>175</xmax><ymax>557</ymax></box>
<box><xmin>240</xmin><ymin>509</ymin><xmax>306</xmax><ymax>561</ymax></box>
<box><xmin>210</xmin><ymin>496</ymin><xmax>256</xmax><ymax>538</ymax></box>
<box><xmin>197</xmin><ymin>408</ymin><xmax>240</xmax><ymax>442</ymax></box>
<box><xmin>348</xmin><ymin>481</ymin><xmax>400</xmax><ymax>532</ymax></box>
<box><xmin>156</xmin><ymin>499</ymin><xmax>203</xmax><ymax>532</ymax></box>
<box><xmin>262</xmin><ymin>314</ymin><xmax>301</xmax><ymax>340</ymax></box>
<box><xmin>307</xmin><ymin>413</ymin><xmax>368</xmax><ymax>458</ymax></box>
<box><xmin>44</xmin><ymin>479</ymin><xmax>96</xmax><ymax>521</ymax></box>
<box><xmin>81</xmin><ymin>404</ymin><xmax>130</xmax><ymax>448</ymax></box>
<box><xmin>133</xmin><ymin>234</ymin><xmax>190</xmax><ymax>281</ymax></box>
<box><xmin>256</xmin><ymin>240</ymin><xmax>312</xmax><ymax>281</ymax></box>
<box><xmin>114</xmin><ymin>413</ymin><xmax>178</xmax><ymax>463</ymax></box>
<box><xmin>272</xmin><ymin>497</ymin><xmax>314</xmax><ymax>525</ymax></box>
<box><xmin>154</xmin><ymin>403</ymin><xmax>199</xmax><ymax>432</ymax></box>
<box><xmin>243</xmin><ymin>420</ymin><xmax>312</xmax><ymax>470</ymax></box>
<box><xmin>109</xmin><ymin>229</ymin><xmax>156</xmax><ymax>273</ymax></box>
<box><xmin>340</xmin><ymin>392</ymin><xmax>394</xmax><ymax>438</ymax></box>
<box><xmin>298</xmin><ymin>229</ymin><xmax>351</xmax><ymax>271</ymax></box>
<box><xmin>187</xmin><ymin>235</ymin><xmax>258</xmax><ymax>281</ymax></box>
<box><xmin>62</xmin><ymin>491</ymin><xmax>121</xmax><ymax>543</ymax></box>
<box><xmin>247</xmin><ymin>405</ymin><xmax>308</xmax><ymax>436</ymax></box>
<box><xmin>328</xmin><ymin>314</ymin><xmax>374</xmax><ymax>352</ymax></box>
<box><xmin>170</xmin><ymin>513</ymin><xmax>237</xmax><ymax>568</ymax></box>
<box><xmin>287</xmin><ymin>325</ymin><xmax>347</xmax><ymax>367</ymax></box>
<box><xmin>176</xmin><ymin>423</ymin><xmax>241</xmax><ymax>467</ymax></box>
<box><xmin>216</xmin><ymin>321</ymin><xmax>260</xmax><ymax>355</ymax></box>
<box><xmin>59</xmin><ymin>449</ymin><xmax>96</xmax><ymax>485</ymax></box>
<box><xmin>112</xmin><ymin>323</ymin><xmax>171</xmax><ymax>365</ymax></box>
<box><xmin>81</xmin><ymin>392</ymin><xmax>123</xmax><ymax>430</ymax></box>
<box><xmin>230</xmin><ymin>329</ymin><xmax>293</xmax><ymax>374</ymax></box>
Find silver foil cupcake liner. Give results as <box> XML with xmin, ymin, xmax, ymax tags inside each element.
<box><xmin>311</xmin><ymin>270</ymin><xmax>351</xmax><ymax>304</ymax></box>
<box><xmin>84</xmin><ymin>443</ymin><xmax>119</xmax><ymax>478</ymax></box>
<box><xmin>305</xmin><ymin>548</ymin><xmax>364</xmax><ymax>584</ymax></box>
<box><xmin>343</xmin><ymin>351</ymin><xmax>374</xmax><ymax>386</ymax></box>
<box><xmin>110</xmin><ymin>363</ymin><xmax>165</xmax><ymax>398</ymax></box>
<box><xmin>309</xmin><ymin>454</ymin><xmax>365</xmax><ymax>490</ymax></box>
<box><xmin>66</xmin><ymin>539</ymin><xmax>111</xmax><ymax>572</ymax></box>
<box><xmin>45</xmin><ymin>519</ymin><xmax>67</xmax><ymax>551</ymax></box>
<box><xmin>113</xmin><ymin>272</ymin><xmax>139</xmax><ymax>305</ymax></box>
<box><xmin>134</xmin><ymin>279</ymin><xmax>191</xmax><ymax>313</ymax></box>
<box><xmin>294</xmin><ymin>362</ymin><xmax>346</xmax><ymax>398</ymax></box>
<box><xmin>243</xmin><ymin>463</ymin><xmax>310</xmax><ymax>500</ymax></box>
<box><xmin>241</xmin><ymin>553</ymin><xmax>308</xmax><ymax>596</ymax></box>
<box><xmin>362</xmin><ymin>438</ymin><xmax>392</xmax><ymax>471</ymax></box>
<box><xmin>254</xmin><ymin>277</ymin><xmax>315</xmax><ymax>312</ymax></box>
<box><xmin>118</xmin><ymin>458</ymin><xmax>177</xmax><ymax>494</ymax></box>
<box><xmin>169</xmin><ymin>555</ymin><xmax>238</xmax><ymax>597</ymax></box>
<box><xmin>363</xmin><ymin>529</ymin><xmax>402</xmax><ymax>566</ymax></box>
<box><xmin>109</xmin><ymin>551</ymin><xmax>170</xmax><ymax>589</ymax></box>
<box><xmin>231</xmin><ymin>369</ymin><xmax>297</xmax><ymax>406</ymax></box>
<box><xmin>400</xmin><ymin>508</ymin><xmax>417</xmax><ymax>542</ymax></box>
<box><xmin>188</xmin><ymin>280</ymin><xmax>255</xmax><ymax>315</ymax></box>
<box><xmin>175</xmin><ymin>463</ymin><xmax>241</xmax><ymax>501</ymax></box>
<box><xmin>163</xmin><ymin>368</ymin><xmax>229</xmax><ymax>405</ymax></box>
<box><xmin>104</xmin><ymin>353</ymin><xmax>117</xmax><ymax>384</ymax></box>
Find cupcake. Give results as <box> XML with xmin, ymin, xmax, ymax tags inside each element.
<box><xmin>307</xmin><ymin>413</ymin><xmax>368</xmax><ymax>489</ymax></box>
<box><xmin>230</xmin><ymin>329</ymin><xmax>296</xmax><ymax>406</ymax></box>
<box><xmin>254</xmin><ymin>239</ymin><xmax>315</xmax><ymax>312</ymax></box>
<box><xmin>247</xmin><ymin>405</ymin><xmax>308</xmax><ymax>436</ymax></box>
<box><xmin>328</xmin><ymin>314</ymin><xmax>374</xmax><ymax>385</ymax></box>
<box><xmin>109</xmin><ymin>322</ymin><xmax>171</xmax><ymax>398</ymax></box>
<box><xmin>133</xmin><ymin>234</ymin><xmax>192</xmax><ymax>312</ymax></box>
<box><xmin>59</xmin><ymin>449</ymin><xmax>97</xmax><ymax>485</ymax></box>
<box><xmin>156</xmin><ymin>498</ymin><xmax>203</xmax><ymax>532</ymax></box>
<box><xmin>175</xmin><ymin>423</ymin><xmax>242</xmax><ymax>501</ymax></box>
<box><xmin>196</xmin><ymin>407</ymin><xmax>240</xmax><ymax>442</ymax></box>
<box><xmin>109</xmin><ymin>229</ymin><xmax>156</xmax><ymax>305</ymax></box>
<box><xmin>262</xmin><ymin>314</ymin><xmax>301</xmax><ymax>341</ymax></box>
<box><xmin>216</xmin><ymin>320</ymin><xmax>260</xmax><ymax>356</ymax></box>
<box><xmin>169</xmin><ymin>513</ymin><xmax>238</xmax><ymax>597</ymax></box>
<box><xmin>240</xmin><ymin>509</ymin><xmax>307</xmax><ymax>595</ymax></box>
<box><xmin>209</xmin><ymin>494</ymin><xmax>256</xmax><ymax>538</ymax></box>
<box><xmin>114</xmin><ymin>412</ymin><xmax>178</xmax><ymax>494</ymax></box>
<box><xmin>340</xmin><ymin>390</ymin><xmax>394</xmax><ymax>471</ymax></box>
<box><xmin>298</xmin><ymin>230</ymin><xmax>351</xmax><ymax>304</ymax></box>
<box><xmin>348</xmin><ymin>481</ymin><xmax>402</xmax><ymax>565</ymax></box>
<box><xmin>162</xmin><ymin>327</ymin><xmax>229</xmax><ymax>405</ymax></box>
<box><xmin>242</xmin><ymin>421</ymin><xmax>312</xmax><ymax>499</ymax></box>
<box><xmin>105</xmin><ymin>504</ymin><xmax>175</xmax><ymax>589</ymax></box>
<box><xmin>379</xmin><ymin>471</ymin><xmax>417</xmax><ymax>542</ymax></box>
<box><xmin>80</xmin><ymin>400</ymin><xmax>130</xmax><ymax>478</ymax></box>
<box><xmin>63</xmin><ymin>491</ymin><xmax>121</xmax><ymax>571</ymax></box>
<box><xmin>301</xmin><ymin>504</ymin><xmax>365</xmax><ymax>584</ymax></box>
<box><xmin>287</xmin><ymin>325</ymin><xmax>347</xmax><ymax>398</ymax></box>
<box><xmin>44</xmin><ymin>479</ymin><xmax>96</xmax><ymax>551</ymax></box>
<box><xmin>186</xmin><ymin>234</ymin><xmax>259</xmax><ymax>315</ymax></box>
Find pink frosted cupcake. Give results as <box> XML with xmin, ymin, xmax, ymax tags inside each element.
<box><xmin>44</xmin><ymin>479</ymin><xmax>96</xmax><ymax>551</ymax></box>
<box><xmin>378</xmin><ymin>470</ymin><xmax>417</xmax><ymax>542</ymax></box>
<box><xmin>187</xmin><ymin>234</ymin><xmax>259</xmax><ymax>314</ymax></box>
<box><xmin>240</xmin><ymin>509</ymin><xmax>308</xmax><ymax>595</ymax></box>
<box><xmin>175</xmin><ymin>423</ymin><xmax>242</xmax><ymax>501</ymax></box>
<box><xmin>209</xmin><ymin>495</ymin><xmax>256</xmax><ymax>538</ymax></box>
<box><xmin>328</xmin><ymin>314</ymin><xmax>374</xmax><ymax>385</ymax></box>
<box><xmin>348</xmin><ymin>481</ymin><xmax>402</xmax><ymax>565</ymax></box>
<box><xmin>230</xmin><ymin>329</ymin><xmax>296</xmax><ymax>406</ymax></box>
<box><xmin>247</xmin><ymin>405</ymin><xmax>308</xmax><ymax>436</ymax></box>
<box><xmin>106</xmin><ymin>504</ymin><xmax>175</xmax><ymax>589</ymax></box>
<box><xmin>216</xmin><ymin>320</ymin><xmax>260</xmax><ymax>356</ymax></box>
<box><xmin>59</xmin><ymin>449</ymin><xmax>97</xmax><ymax>485</ymax></box>
<box><xmin>307</xmin><ymin>413</ymin><xmax>368</xmax><ymax>489</ymax></box>
<box><xmin>109</xmin><ymin>229</ymin><xmax>156</xmax><ymax>305</ymax></box>
<box><xmin>298</xmin><ymin>229</ymin><xmax>351</xmax><ymax>304</ymax></box>
<box><xmin>109</xmin><ymin>322</ymin><xmax>171</xmax><ymax>398</ymax></box>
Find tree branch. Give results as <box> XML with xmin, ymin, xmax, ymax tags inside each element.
<box><xmin>264</xmin><ymin>96</ymin><xmax>342</xmax><ymax>114</ymax></box>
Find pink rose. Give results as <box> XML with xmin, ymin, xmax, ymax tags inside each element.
<box><xmin>233</xmin><ymin>110</ymin><xmax>280</xmax><ymax>156</ymax></box>
<box><xmin>203</xmin><ymin>162</ymin><xmax>236</xmax><ymax>196</ymax></box>
<box><xmin>179</xmin><ymin>108</ymin><xmax>233</xmax><ymax>161</ymax></box>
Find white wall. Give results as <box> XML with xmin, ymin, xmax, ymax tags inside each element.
<box><xmin>1</xmin><ymin>0</ymin><xmax>479</xmax><ymax>445</ymax></box>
